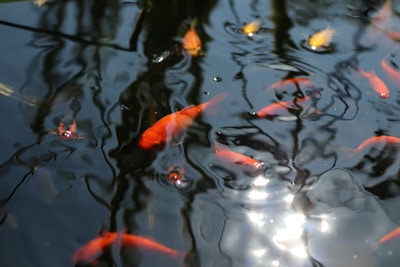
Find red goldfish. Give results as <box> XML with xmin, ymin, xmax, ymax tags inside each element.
<box><xmin>138</xmin><ymin>93</ymin><xmax>228</xmax><ymax>149</ymax></box>
<box><xmin>49</xmin><ymin>115</ymin><xmax>84</xmax><ymax>140</ymax></box>
<box><xmin>256</xmin><ymin>94</ymin><xmax>315</xmax><ymax>118</ymax></box>
<box><xmin>351</xmin><ymin>135</ymin><xmax>400</xmax><ymax>152</ymax></box>
<box><xmin>214</xmin><ymin>142</ymin><xmax>263</xmax><ymax>170</ymax></box>
<box><xmin>182</xmin><ymin>25</ymin><xmax>202</xmax><ymax>57</ymax></box>
<box><xmin>357</xmin><ymin>67</ymin><xmax>390</xmax><ymax>99</ymax></box>
<box><xmin>71</xmin><ymin>232</ymin><xmax>184</xmax><ymax>264</ymax></box>
<box><xmin>308</xmin><ymin>28</ymin><xmax>336</xmax><ymax>50</ymax></box>
<box><xmin>381</xmin><ymin>57</ymin><xmax>400</xmax><ymax>84</ymax></box>
<box><xmin>378</xmin><ymin>227</ymin><xmax>400</xmax><ymax>245</ymax></box>
<box><xmin>243</xmin><ymin>20</ymin><xmax>261</xmax><ymax>37</ymax></box>
<box><xmin>269</xmin><ymin>77</ymin><xmax>316</xmax><ymax>91</ymax></box>
<box><xmin>167</xmin><ymin>165</ymin><xmax>184</xmax><ymax>185</ymax></box>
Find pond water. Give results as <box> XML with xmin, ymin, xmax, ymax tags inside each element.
<box><xmin>1</xmin><ymin>0</ymin><xmax>400</xmax><ymax>266</ymax></box>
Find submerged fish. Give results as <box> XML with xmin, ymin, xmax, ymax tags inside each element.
<box><xmin>357</xmin><ymin>67</ymin><xmax>390</xmax><ymax>99</ymax></box>
<box><xmin>182</xmin><ymin>25</ymin><xmax>202</xmax><ymax>57</ymax></box>
<box><xmin>269</xmin><ymin>77</ymin><xmax>315</xmax><ymax>91</ymax></box>
<box><xmin>378</xmin><ymin>227</ymin><xmax>400</xmax><ymax>245</ymax></box>
<box><xmin>214</xmin><ymin>142</ymin><xmax>263</xmax><ymax>171</ymax></box>
<box><xmin>71</xmin><ymin>232</ymin><xmax>184</xmax><ymax>264</ymax></box>
<box><xmin>138</xmin><ymin>93</ymin><xmax>228</xmax><ymax>150</ymax></box>
<box><xmin>351</xmin><ymin>135</ymin><xmax>400</xmax><ymax>152</ymax></box>
<box><xmin>308</xmin><ymin>28</ymin><xmax>336</xmax><ymax>50</ymax></box>
<box><xmin>381</xmin><ymin>57</ymin><xmax>400</xmax><ymax>84</ymax></box>
<box><xmin>256</xmin><ymin>94</ymin><xmax>316</xmax><ymax>118</ymax></box>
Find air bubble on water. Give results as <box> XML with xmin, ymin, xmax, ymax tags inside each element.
<box><xmin>213</xmin><ymin>76</ymin><xmax>222</xmax><ymax>82</ymax></box>
<box><xmin>248</xmin><ymin>109</ymin><xmax>257</xmax><ymax>116</ymax></box>
<box><xmin>120</xmin><ymin>104</ymin><xmax>131</xmax><ymax>111</ymax></box>
<box><xmin>203</xmin><ymin>91</ymin><xmax>210</xmax><ymax>95</ymax></box>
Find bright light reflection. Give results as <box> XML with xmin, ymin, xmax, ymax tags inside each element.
<box><xmin>252</xmin><ymin>249</ymin><xmax>266</xmax><ymax>258</ymax></box>
<box><xmin>248</xmin><ymin>190</ymin><xmax>268</xmax><ymax>200</ymax></box>
<box><xmin>252</xmin><ymin>175</ymin><xmax>269</xmax><ymax>186</ymax></box>
<box><xmin>271</xmin><ymin>259</ymin><xmax>280</xmax><ymax>266</ymax></box>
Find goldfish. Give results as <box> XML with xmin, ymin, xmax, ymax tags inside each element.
<box><xmin>357</xmin><ymin>67</ymin><xmax>390</xmax><ymax>99</ymax></box>
<box><xmin>182</xmin><ymin>25</ymin><xmax>202</xmax><ymax>57</ymax></box>
<box><xmin>308</xmin><ymin>28</ymin><xmax>336</xmax><ymax>50</ymax></box>
<box><xmin>49</xmin><ymin>114</ymin><xmax>84</xmax><ymax>140</ymax></box>
<box><xmin>269</xmin><ymin>77</ymin><xmax>315</xmax><ymax>91</ymax></box>
<box><xmin>167</xmin><ymin>166</ymin><xmax>184</xmax><ymax>185</ymax></box>
<box><xmin>138</xmin><ymin>93</ymin><xmax>228</xmax><ymax>149</ymax></box>
<box><xmin>371</xmin><ymin>0</ymin><xmax>392</xmax><ymax>29</ymax></box>
<box><xmin>381</xmin><ymin>57</ymin><xmax>400</xmax><ymax>84</ymax></box>
<box><xmin>71</xmin><ymin>232</ymin><xmax>184</xmax><ymax>265</ymax></box>
<box><xmin>352</xmin><ymin>135</ymin><xmax>400</xmax><ymax>152</ymax></box>
<box><xmin>243</xmin><ymin>20</ymin><xmax>261</xmax><ymax>37</ymax></box>
<box><xmin>256</xmin><ymin>94</ymin><xmax>315</xmax><ymax>118</ymax></box>
<box><xmin>378</xmin><ymin>227</ymin><xmax>400</xmax><ymax>245</ymax></box>
<box><xmin>214</xmin><ymin>142</ymin><xmax>263</xmax><ymax>170</ymax></box>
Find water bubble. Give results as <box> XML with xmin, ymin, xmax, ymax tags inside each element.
<box><xmin>248</xmin><ymin>109</ymin><xmax>257</xmax><ymax>116</ymax></box>
<box><xmin>213</xmin><ymin>76</ymin><xmax>222</xmax><ymax>82</ymax></box>
<box><xmin>120</xmin><ymin>104</ymin><xmax>131</xmax><ymax>111</ymax></box>
<box><xmin>203</xmin><ymin>91</ymin><xmax>210</xmax><ymax>95</ymax></box>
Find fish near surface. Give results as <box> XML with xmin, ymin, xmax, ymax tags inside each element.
<box><xmin>381</xmin><ymin>57</ymin><xmax>400</xmax><ymax>84</ymax></box>
<box><xmin>138</xmin><ymin>93</ymin><xmax>228</xmax><ymax>150</ymax></box>
<box><xmin>243</xmin><ymin>20</ymin><xmax>261</xmax><ymax>37</ymax></box>
<box><xmin>342</xmin><ymin>135</ymin><xmax>400</xmax><ymax>157</ymax></box>
<box><xmin>49</xmin><ymin>114</ymin><xmax>84</xmax><ymax>140</ymax></box>
<box><xmin>256</xmin><ymin>94</ymin><xmax>316</xmax><ymax>118</ymax></box>
<box><xmin>357</xmin><ymin>67</ymin><xmax>390</xmax><ymax>99</ymax></box>
<box><xmin>308</xmin><ymin>28</ymin><xmax>336</xmax><ymax>50</ymax></box>
<box><xmin>182</xmin><ymin>26</ymin><xmax>202</xmax><ymax>57</ymax></box>
<box><xmin>214</xmin><ymin>142</ymin><xmax>263</xmax><ymax>171</ymax></box>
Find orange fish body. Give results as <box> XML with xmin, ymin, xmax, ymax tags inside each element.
<box><xmin>378</xmin><ymin>227</ymin><xmax>400</xmax><ymax>245</ymax></box>
<box><xmin>243</xmin><ymin>20</ymin><xmax>261</xmax><ymax>36</ymax></box>
<box><xmin>182</xmin><ymin>26</ymin><xmax>202</xmax><ymax>57</ymax></box>
<box><xmin>308</xmin><ymin>28</ymin><xmax>336</xmax><ymax>49</ymax></box>
<box><xmin>50</xmin><ymin>115</ymin><xmax>84</xmax><ymax>140</ymax></box>
<box><xmin>71</xmin><ymin>232</ymin><xmax>118</xmax><ymax>264</ymax></box>
<box><xmin>381</xmin><ymin>58</ymin><xmax>400</xmax><ymax>84</ymax></box>
<box><xmin>355</xmin><ymin>135</ymin><xmax>400</xmax><ymax>151</ymax></box>
<box><xmin>71</xmin><ymin>232</ymin><xmax>183</xmax><ymax>264</ymax></box>
<box><xmin>167</xmin><ymin>166</ymin><xmax>184</xmax><ymax>184</ymax></box>
<box><xmin>358</xmin><ymin>68</ymin><xmax>390</xmax><ymax>99</ymax></box>
<box><xmin>269</xmin><ymin>77</ymin><xmax>314</xmax><ymax>91</ymax></box>
<box><xmin>138</xmin><ymin>93</ymin><xmax>227</xmax><ymax>149</ymax></box>
<box><xmin>214</xmin><ymin>142</ymin><xmax>263</xmax><ymax>170</ymax></box>
<box><xmin>256</xmin><ymin>95</ymin><xmax>312</xmax><ymax>118</ymax></box>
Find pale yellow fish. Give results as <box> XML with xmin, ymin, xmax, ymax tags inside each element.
<box><xmin>33</xmin><ymin>0</ymin><xmax>47</xmax><ymax>7</ymax></box>
<box><xmin>243</xmin><ymin>20</ymin><xmax>261</xmax><ymax>37</ymax></box>
<box><xmin>308</xmin><ymin>28</ymin><xmax>336</xmax><ymax>50</ymax></box>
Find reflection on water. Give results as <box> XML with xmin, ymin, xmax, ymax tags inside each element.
<box><xmin>1</xmin><ymin>0</ymin><xmax>400</xmax><ymax>266</ymax></box>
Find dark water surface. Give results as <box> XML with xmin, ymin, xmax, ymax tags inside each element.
<box><xmin>1</xmin><ymin>0</ymin><xmax>400</xmax><ymax>266</ymax></box>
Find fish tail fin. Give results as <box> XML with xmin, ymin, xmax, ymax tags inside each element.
<box><xmin>202</xmin><ymin>92</ymin><xmax>229</xmax><ymax>114</ymax></box>
<box><xmin>339</xmin><ymin>146</ymin><xmax>357</xmax><ymax>158</ymax></box>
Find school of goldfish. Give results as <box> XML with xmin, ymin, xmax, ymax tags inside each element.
<box><xmin>66</xmin><ymin>0</ymin><xmax>400</xmax><ymax>263</ymax></box>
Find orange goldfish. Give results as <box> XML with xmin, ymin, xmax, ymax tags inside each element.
<box><xmin>269</xmin><ymin>77</ymin><xmax>315</xmax><ymax>91</ymax></box>
<box><xmin>352</xmin><ymin>135</ymin><xmax>400</xmax><ymax>152</ymax></box>
<box><xmin>167</xmin><ymin>166</ymin><xmax>184</xmax><ymax>185</ymax></box>
<box><xmin>214</xmin><ymin>142</ymin><xmax>263</xmax><ymax>170</ymax></box>
<box><xmin>50</xmin><ymin>115</ymin><xmax>84</xmax><ymax>140</ymax></box>
<box><xmin>371</xmin><ymin>0</ymin><xmax>392</xmax><ymax>29</ymax></box>
<box><xmin>378</xmin><ymin>227</ymin><xmax>400</xmax><ymax>245</ymax></box>
<box><xmin>182</xmin><ymin>25</ymin><xmax>202</xmax><ymax>57</ymax></box>
<box><xmin>308</xmin><ymin>28</ymin><xmax>336</xmax><ymax>50</ymax></box>
<box><xmin>138</xmin><ymin>93</ymin><xmax>228</xmax><ymax>149</ymax></box>
<box><xmin>381</xmin><ymin>57</ymin><xmax>400</xmax><ymax>84</ymax></box>
<box><xmin>256</xmin><ymin>94</ymin><xmax>315</xmax><ymax>118</ymax></box>
<box><xmin>357</xmin><ymin>67</ymin><xmax>390</xmax><ymax>99</ymax></box>
<box><xmin>243</xmin><ymin>20</ymin><xmax>261</xmax><ymax>36</ymax></box>
<box><xmin>72</xmin><ymin>232</ymin><xmax>184</xmax><ymax>264</ymax></box>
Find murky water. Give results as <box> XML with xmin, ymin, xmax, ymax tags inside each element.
<box><xmin>1</xmin><ymin>0</ymin><xmax>400</xmax><ymax>266</ymax></box>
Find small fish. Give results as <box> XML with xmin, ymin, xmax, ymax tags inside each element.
<box><xmin>182</xmin><ymin>25</ymin><xmax>202</xmax><ymax>57</ymax></box>
<box><xmin>167</xmin><ymin>166</ymin><xmax>184</xmax><ymax>185</ymax></box>
<box><xmin>378</xmin><ymin>227</ymin><xmax>400</xmax><ymax>245</ymax></box>
<box><xmin>214</xmin><ymin>142</ymin><xmax>263</xmax><ymax>170</ymax></box>
<box><xmin>357</xmin><ymin>67</ymin><xmax>390</xmax><ymax>99</ymax></box>
<box><xmin>308</xmin><ymin>28</ymin><xmax>336</xmax><ymax>50</ymax></box>
<box><xmin>352</xmin><ymin>135</ymin><xmax>400</xmax><ymax>152</ymax></box>
<box><xmin>371</xmin><ymin>0</ymin><xmax>392</xmax><ymax>29</ymax></box>
<box><xmin>49</xmin><ymin>115</ymin><xmax>84</xmax><ymax>140</ymax></box>
<box><xmin>71</xmin><ymin>232</ymin><xmax>184</xmax><ymax>264</ymax></box>
<box><xmin>33</xmin><ymin>0</ymin><xmax>47</xmax><ymax>7</ymax></box>
<box><xmin>138</xmin><ymin>93</ymin><xmax>228</xmax><ymax>150</ymax></box>
<box><xmin>256</xmin><ymin>94</ymin><xmax>314</xmax><ymax>118</ymax></box>
<box><xmin>381</xmin><ymin>57</ymin><xmax>400</xmax><ymax>84</ymax></box>
<box><xmin>269</xmin><ymin>77</ymin><xmax>315</xmax><ymax>91</ymax></box>
<box><xmin>243</xmin><ymin>20</ymin><xmax>261</xmax><ymax>37</ymax></box>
